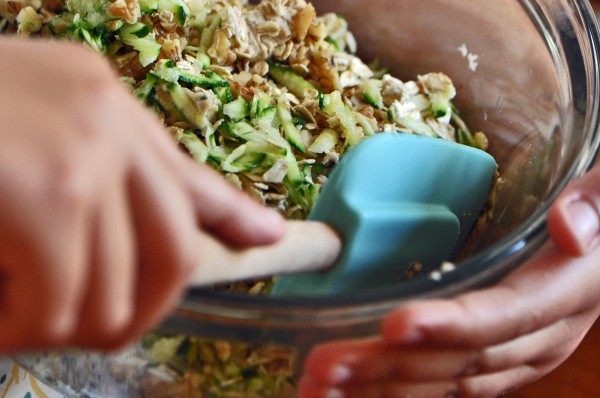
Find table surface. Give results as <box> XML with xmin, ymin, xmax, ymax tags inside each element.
<box><xmin>1</xmin><ymin>323</ymin><xmax>598</xmax><ymax>398</ymax></box>
<box><xmin>0</xmin><ymin>358</ymin><xmax>62</xmax><ymax>398</ymax></box>
<box><xmin>505</xmin><ymin>319</ymin><xmax>600</xmax><ymax>398</ymax></box>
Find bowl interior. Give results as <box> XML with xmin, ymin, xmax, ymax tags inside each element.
<box><xmin>173</xmin><ymin>0</ymin><xmax>600</xmax><ymax>338</ymax></box>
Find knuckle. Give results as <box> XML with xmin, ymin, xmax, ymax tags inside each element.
<box><xmin>160</xmin><ymin>254</ymin><xmax>195</xmax><ymax>288</ymax></box>
<box><xmin>50</xmin><ymin>161</ymin><xmax>95</xmax><ymax>212</ymax></box>
<box><xmin>441</xmin><ymin>382</ymin><xmax>460</xmax><ymax>398</ymax></box>
<box><xmin>41</xmin><ymin>312</ymin><xmax>77</xmax><ymax>346</ymax></box>
<box><xmin>18</xmin><ymin>308</ymin><xmax>77</xmax><ymax>348</ymax></box>
<box><xmin>453</xmin><ymin>376</ymin><xmax>509</xmax><ymax>398</ymax></box>
<box><xmin>49</xmin><ymin>45</ymin><xmax>117</xmax><ymax>108</ymax></box>
<box><xmin>72</xmin><ymin>309</ymin><xmax>134</xmax><ymax>350</ymax></box>
<box><xmin>453</xmin><ymin>379</ymin><xmax>477</xmax><ymax>398</ymax></box>
<box><xmin>456</xmin><ymin>352</ymin><xmax>485</xmax><ymax>378</ymax></box>
<box><xmin>98</xmin><ymin>303</ymin><xmax>134</xmax><ymax>338</ymax></box>
<box><xmin>63</xmin><ymin>44</ymin><xmax>115</xmax><ymax>86</ymax></box>
<box><xmin>539</xmin><ymin>340</ymin><xmax>577</xmax><ymax>366</ymax></box>
<box><xmin>165</xmin><ymin>230</ymin><xmax>199</xmax><ymax>281</ymax></box>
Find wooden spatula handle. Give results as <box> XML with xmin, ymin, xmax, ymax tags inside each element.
<box><xmin>189</xmin><ymin>221</ymin><xmax>342</xmax><ymax>287</ymax></box>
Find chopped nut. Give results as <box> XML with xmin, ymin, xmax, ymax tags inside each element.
<box><xmin>16</xmin><ymin>6</ymin><xmax>41</xmax><ymax>35</ymax></box>
<box><xmin>292</xmin><ymin>2</ymin><xmax>315</xmax><ymax>41</ymax></box>
<box><xmin>106</xmin><ymin>0</ymin><xmax>140</xmax><ymax>24</ymax></box>
<box><xmin>208</xmin><ymin>29</ymin><xmax>236</xmax><ymax>65</ymax></box>
<box><xmin>213</xmin><ymin>341</ymin><xmax>232</xmax><ymax>362</ymax></box>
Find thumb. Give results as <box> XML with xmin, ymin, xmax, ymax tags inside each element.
<box><xmin>547</xmin><ymin>165</ymin><xmax>600</xmax><ymax>256</ymax></box>
<box><xmin>179</xmin><ymin>155</ymin><xmax>286</xmax><ymax>246</ymax></box>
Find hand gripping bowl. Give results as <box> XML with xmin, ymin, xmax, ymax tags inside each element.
<box><xmin>14</xmin><ymin>0</ymin><xmax>600</xmax><ymax>397</ymax></box>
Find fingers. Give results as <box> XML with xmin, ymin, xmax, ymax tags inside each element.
<box><xmin>175</xmin><ymin>156</ymin><xmax>285</xmax><ymax>246</ymax></box>
<box><xmin>548</xmin><ymin>165</ymin><xmax>600</xmax><ymax>256</ymax></box>
<box><xmin>0</xmin><ymin>175</ymin><xmax>91</xmax><ymax>352</ymax></box>
<box><xmin>455</xmin><ymin>366</ymin><xmax>542</xmax><ymax>398</ymax></box>
<box><xmin>299</xmin><ymin>376</ymin><xmax>456</xmax><ymax>398</ymax></box>
<box><xmin>72</xmin><ymin>135</ymin><xmax>199</xmax><ymax>349</ymax></box>
<box><xmin>300</xmin><ymin>365</ymin><xmax>539</xmax><ymax>398</ymax></box>
<box><xmin>304</xmin><ymin>309</ymin><xmax>594</xmax><ymax>386</ymax></box>
<box><xmin>300</xmin><ymin>310</ymin><xmax>598</xmax><ymax>398</ymax></box>
<box><xmin>39</xmin><ymin>82</ymin><xmax>200</xmax><ymax>350</ymax></box>
<box><xmin>302</xmin><ymin>338</ymin><xmax>470</xmax><ymax>386</ymax></box>
<box><xmin>70</xmin><ymin>179</ymin><xmax>135</xmax><ymax>347</ymax></box>
<box><xmin>110</xmin><ymin>141</ymin><xmax>199</xmax><ymax>346</ymax></box>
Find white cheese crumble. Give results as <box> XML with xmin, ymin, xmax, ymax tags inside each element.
<box><xmin>457</xmin><ymin>43</ymin><xmax>479</xmax><ymax>72</ymax></box>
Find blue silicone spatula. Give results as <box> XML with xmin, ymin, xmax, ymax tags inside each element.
<box><xmin>190</xmin><ymin>133</ymin><xmax>497</xmax><ymax>296</ymax></box>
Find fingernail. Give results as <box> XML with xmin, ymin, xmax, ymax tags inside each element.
<box><xmin>382</xmin><ymin>315</ymin><xmax>426</xmax><ymax>344</ymax></box>
<box><xmin>331</xmin><ymin>365</ymin><xmax>352</xmax><ymax>384</ymax></box>
<box><xmin>264</xmin><ymin>208</ymin><xmax>284</xmax><ymax>226</ymax></box>
<box><xmin>402</xmin><ymin>326</ymin><xmax>426</xmax><ymax>343</ymax></box>
<box><xmin>565</xmin><ymin>199</ymin><xmax>600</xmax><ymax>252</ymax></box>
<box><xmin>327</xmin><ymin>388</ymin><xmax>345</xmax><ymax>398</ymax></box>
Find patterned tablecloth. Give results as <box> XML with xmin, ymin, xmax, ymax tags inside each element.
<box><xmin>0</xmin><ymin>357</ymin><xmax>62</xmax><ymax>398</ymax></box>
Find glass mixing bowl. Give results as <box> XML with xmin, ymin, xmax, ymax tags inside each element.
<box><xmin>15</xmin><ymin>0</ymin><xmax>600</xmax><ymax>397</ymax></box>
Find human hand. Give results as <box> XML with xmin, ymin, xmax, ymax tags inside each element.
<box><xmin>0</xmin><ymin>37</ymin><xmax>284</xmax><ymax>353</ymax></box>
<box><xmin>299</xmin><ymin>166</ymin><xmax>600</xmax><ymax>397</ymax></box>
